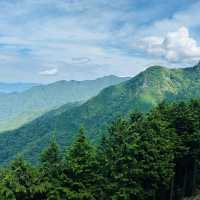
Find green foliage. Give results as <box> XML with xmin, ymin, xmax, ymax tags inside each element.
<box><xmin>0</xmin><ymin>75</ymin><xmax>128</xmax><ymax>132</ymax></box>
<box><xmin>40</xmin><ymin>135</ymin><xmax>61</xmax><ymax>166</ymax></box>
<box><xmin>0</xmin><ymin>100</ymin><xmax>199</xmax><ymax>200</ymax></box>
<box><xmin>0</xmin><ymin>156</ymin><xmax>36</xmax><ymax>200</ymax></box>
<box><xmin>0</xmin><ymin>64</ymin><xmax>200</xmax><ymax>165</ymax></box>
<box><xmin>62</xmin><ymin>128</ymin><xmax>97</xmax><ymax>199</ymax></box>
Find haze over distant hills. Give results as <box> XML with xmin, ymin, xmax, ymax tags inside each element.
<box><xmin>0</xmin><ymin>82</ymin><xmax>39</xmax><ymax>93</ymax></box>
<box><xmin>0</xmin><ymin>63</ymin><xmax>200</xmax><ymax>164</ymax></box>
<box><xmin>0</xmin><ymin>75</ymin><xmax>129</xmax><ymax>132</ymax></box>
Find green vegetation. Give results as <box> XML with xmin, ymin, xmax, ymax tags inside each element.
<box><xmin>0</xmin><ymin>100</ymin><xmax>199</xmax><ymax>200</ymax></box>
<box><xmin>0</xmin><ymin>64</ymin><xmax>200</xmax><ymax>164</ymax></box>
<box><xmin>0</xmin><ymin>75</ymin><xmax>128</xmax><ymax>132</ymax></box>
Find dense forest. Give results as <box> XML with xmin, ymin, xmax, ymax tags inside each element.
<box><xmin>0</xmin><ymin>100</ymin><xmax>199</xmax><ymax>200</ymax></box>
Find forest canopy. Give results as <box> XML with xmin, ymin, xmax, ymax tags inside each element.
<box><xmin>0</xmin><ymin>100</ymin><xmax>199</xmax><ymax>200</ymax></box>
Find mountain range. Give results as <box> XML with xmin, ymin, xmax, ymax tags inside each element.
<box><xmin>0</xmin><ymin>75</ymin><xmax>128</xmax><ymax>132</ymax></box>
<box><xmin>0</xmin><ymin>63</ymin><xmax>200</xmax><ymax>164</ymax></box>
<box><xmin>0</xmin><ymin>82</ymin><xmax>39</xmax><ymax>93</ymax></box>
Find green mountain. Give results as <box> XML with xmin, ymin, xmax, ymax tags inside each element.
<box><xmin>0</xmin><ymin>75</ymin><xmax>128</xmax><ymax>132</ymax></box>
<box><xmin>0</xmin><ymin>64</ymin><xmax>200</xmax><ymax>164</ymax></box>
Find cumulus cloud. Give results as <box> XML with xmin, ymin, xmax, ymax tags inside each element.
<box><xmin>1</xmin><ymin>0</ymin><xmax>200</xmax><ymax>82</ymax></box>
<box><xmin>139</xmin><ymin>27</ymin><xmax>200</xmax><ymax>62</ymax></box>
<box><xmin>39</xmin><ymin>68</ymin><xmax>58</xmax><ymax>76</ymax></box>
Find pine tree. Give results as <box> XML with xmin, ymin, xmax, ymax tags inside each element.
<box><xmin>37</xmin><ymin>136</ymin><xmax>62</xmax><ymax>199</ymax></box>
<box><xmin>40</xmin><ymin>135</ymin><xmax>61</xmax><ymax>166</ymax></box>
<box><xmin>61</xmin><ymin>127</ymin><xmax>97</xmax><ymax>199</ymax></box>
<box><xmin>0</xmin><ymin>156</ymin><xmax>36</xmax><ymax>200</ymax></box>
<box><xmin>97</xmin><ymin>118</ymin><xmax>144</xmax><ymax>200</ymax></box>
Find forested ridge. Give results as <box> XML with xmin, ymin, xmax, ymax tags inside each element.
<box><xmin>1</xmin><ymin>64</ymin><xmax>200</xmax><ymax>165</ymax></box>
<box><xmin>0</xmin><ymin>100</ymin><xmax>199</xmax><ymax>200</ymax></box>
<box><xmin>0</xmin><ymin>75</ymin><xmax>128</xmax><ymax>133</ymax></box>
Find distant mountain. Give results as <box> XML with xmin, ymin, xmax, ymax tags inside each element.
<box><xmin>0</xmin><ymin>64</ymin><xmax>200</xmax><ymax>164</ymax></box>
<box><xmin>0</xmin><ymin>75</ymin><xmax>129</xmax><ymax>132</ymax></box>
<box><xmin>0</xmin><ymin>82</ymin><xmax>39</xmax><ymax>93</ymax></box>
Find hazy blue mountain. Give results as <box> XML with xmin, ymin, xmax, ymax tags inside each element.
<box><xmin>0</xmin><ymin>64</ymin><xmax>200</xmax><ymax>164</ymax></box>
<box><xmin>0</xmin><ymin>75</ymin><xmax>129</xmax><ymax>132</ymax></box>
<box><xmin>0</xmin><ymin>82</ymin><xmax>39</xmax><ymax>93</ymax></box>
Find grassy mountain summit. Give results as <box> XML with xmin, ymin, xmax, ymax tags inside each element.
<box><xmin>0</xmin><ymin>75</ymin><xmax>128</xmax><ymax>132</ymax></box>
<box><xmin>0</xmin><ymin>64</ymin><xmax>200</xmax><ymax>164</ymax></box>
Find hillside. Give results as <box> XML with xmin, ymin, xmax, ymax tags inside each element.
<box><xmin>0</xmin><ymin>100</ymin><xmax>199</xmax><ymax>200</ymax></box>
<box><xmin>0</xmin><ymin>75</ymin><xmax>128</xmax><ymax>132</ymax></box>
<box><xmin>0</xmin><ymin>99</ymin><xmax>200</xmax><ymax>200</ymax></box>
<box><xmin>0</xmin><ymin>64</ymin><xmax>200</xmax><ymax>164</ymax></box>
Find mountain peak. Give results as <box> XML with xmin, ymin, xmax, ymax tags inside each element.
<box><xmin>140</xmin><ymin>65</ymin><xmax>169</xmax><ymax>78</ymax></box>
<box><xmin>144</xmin><ymin>65</ymin><xmax>169</xmax><ymax>73</ymax></box>
<box><xmin>1</xmin><ymin>63</ymin><xmax>200</xmax><ymax>164</ymax></box>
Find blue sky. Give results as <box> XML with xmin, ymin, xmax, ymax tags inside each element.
<box><xmin>0</xmin><ymin>0</ymin><xmax>200</xmax><ymax>83</ymax></box>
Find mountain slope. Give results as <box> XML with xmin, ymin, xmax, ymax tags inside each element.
<box><xmin>0</xmin><ymin>64</ymin><xmax>200</xmax><ymax>164</ymax></box>
<box><xmin>0</xmin><ymin>75</ymin><xmax>128</xmax><ymax>132</ymax></box>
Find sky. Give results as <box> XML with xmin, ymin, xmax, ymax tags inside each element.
<box><xmin>1</xmin><ymin>0</ymin><xmax>200</xmax><ymax>83</ymax></box>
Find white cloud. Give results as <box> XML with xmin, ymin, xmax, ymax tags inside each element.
<box><xmin>39</xmin><ymin>68</ymin><xmax>58</xmax><ymax>76</ymax></box>
<box><xmin>139</xmin><ymin>27</ymin><xmax>200</xmax><ymax>62</ymax></box>
<box><xmin>1</xmin><ymin>0</ymin><xmax>200</xmax><ymax>82</ymax></box>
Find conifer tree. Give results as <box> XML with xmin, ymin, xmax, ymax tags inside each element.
<box><xmin>38</xmin><ymin>135</ymin><xmax>62</xmax><ymax>199</ymax></box>
<box><xmin>0</xmin><ymin>156</ymin><xmax>36</xmax><ymax>200</ymax></box>
<box><xmin>62</xmin><ymin>127</ymin><xmax>97</xmax><ymax>199</ymax></box>
<box><xmin>97</xmin><ymin>118</ymin><xmax>144</xmax><ymax>200</ymax></box>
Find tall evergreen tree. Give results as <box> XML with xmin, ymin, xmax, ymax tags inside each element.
<box><xmin>61</xmin><ymin>128</ymin><xmax>97</xmax><ymax>199</ymax></box>
<box><xmin>36</xmin><ymin>136</ymin><xmax>62</xmax><ymax>199</ymax></box>
<box><xmin>97</xmin><ymin>118</ymin><xmax>144</xmax><ymax>200</ymax></box>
